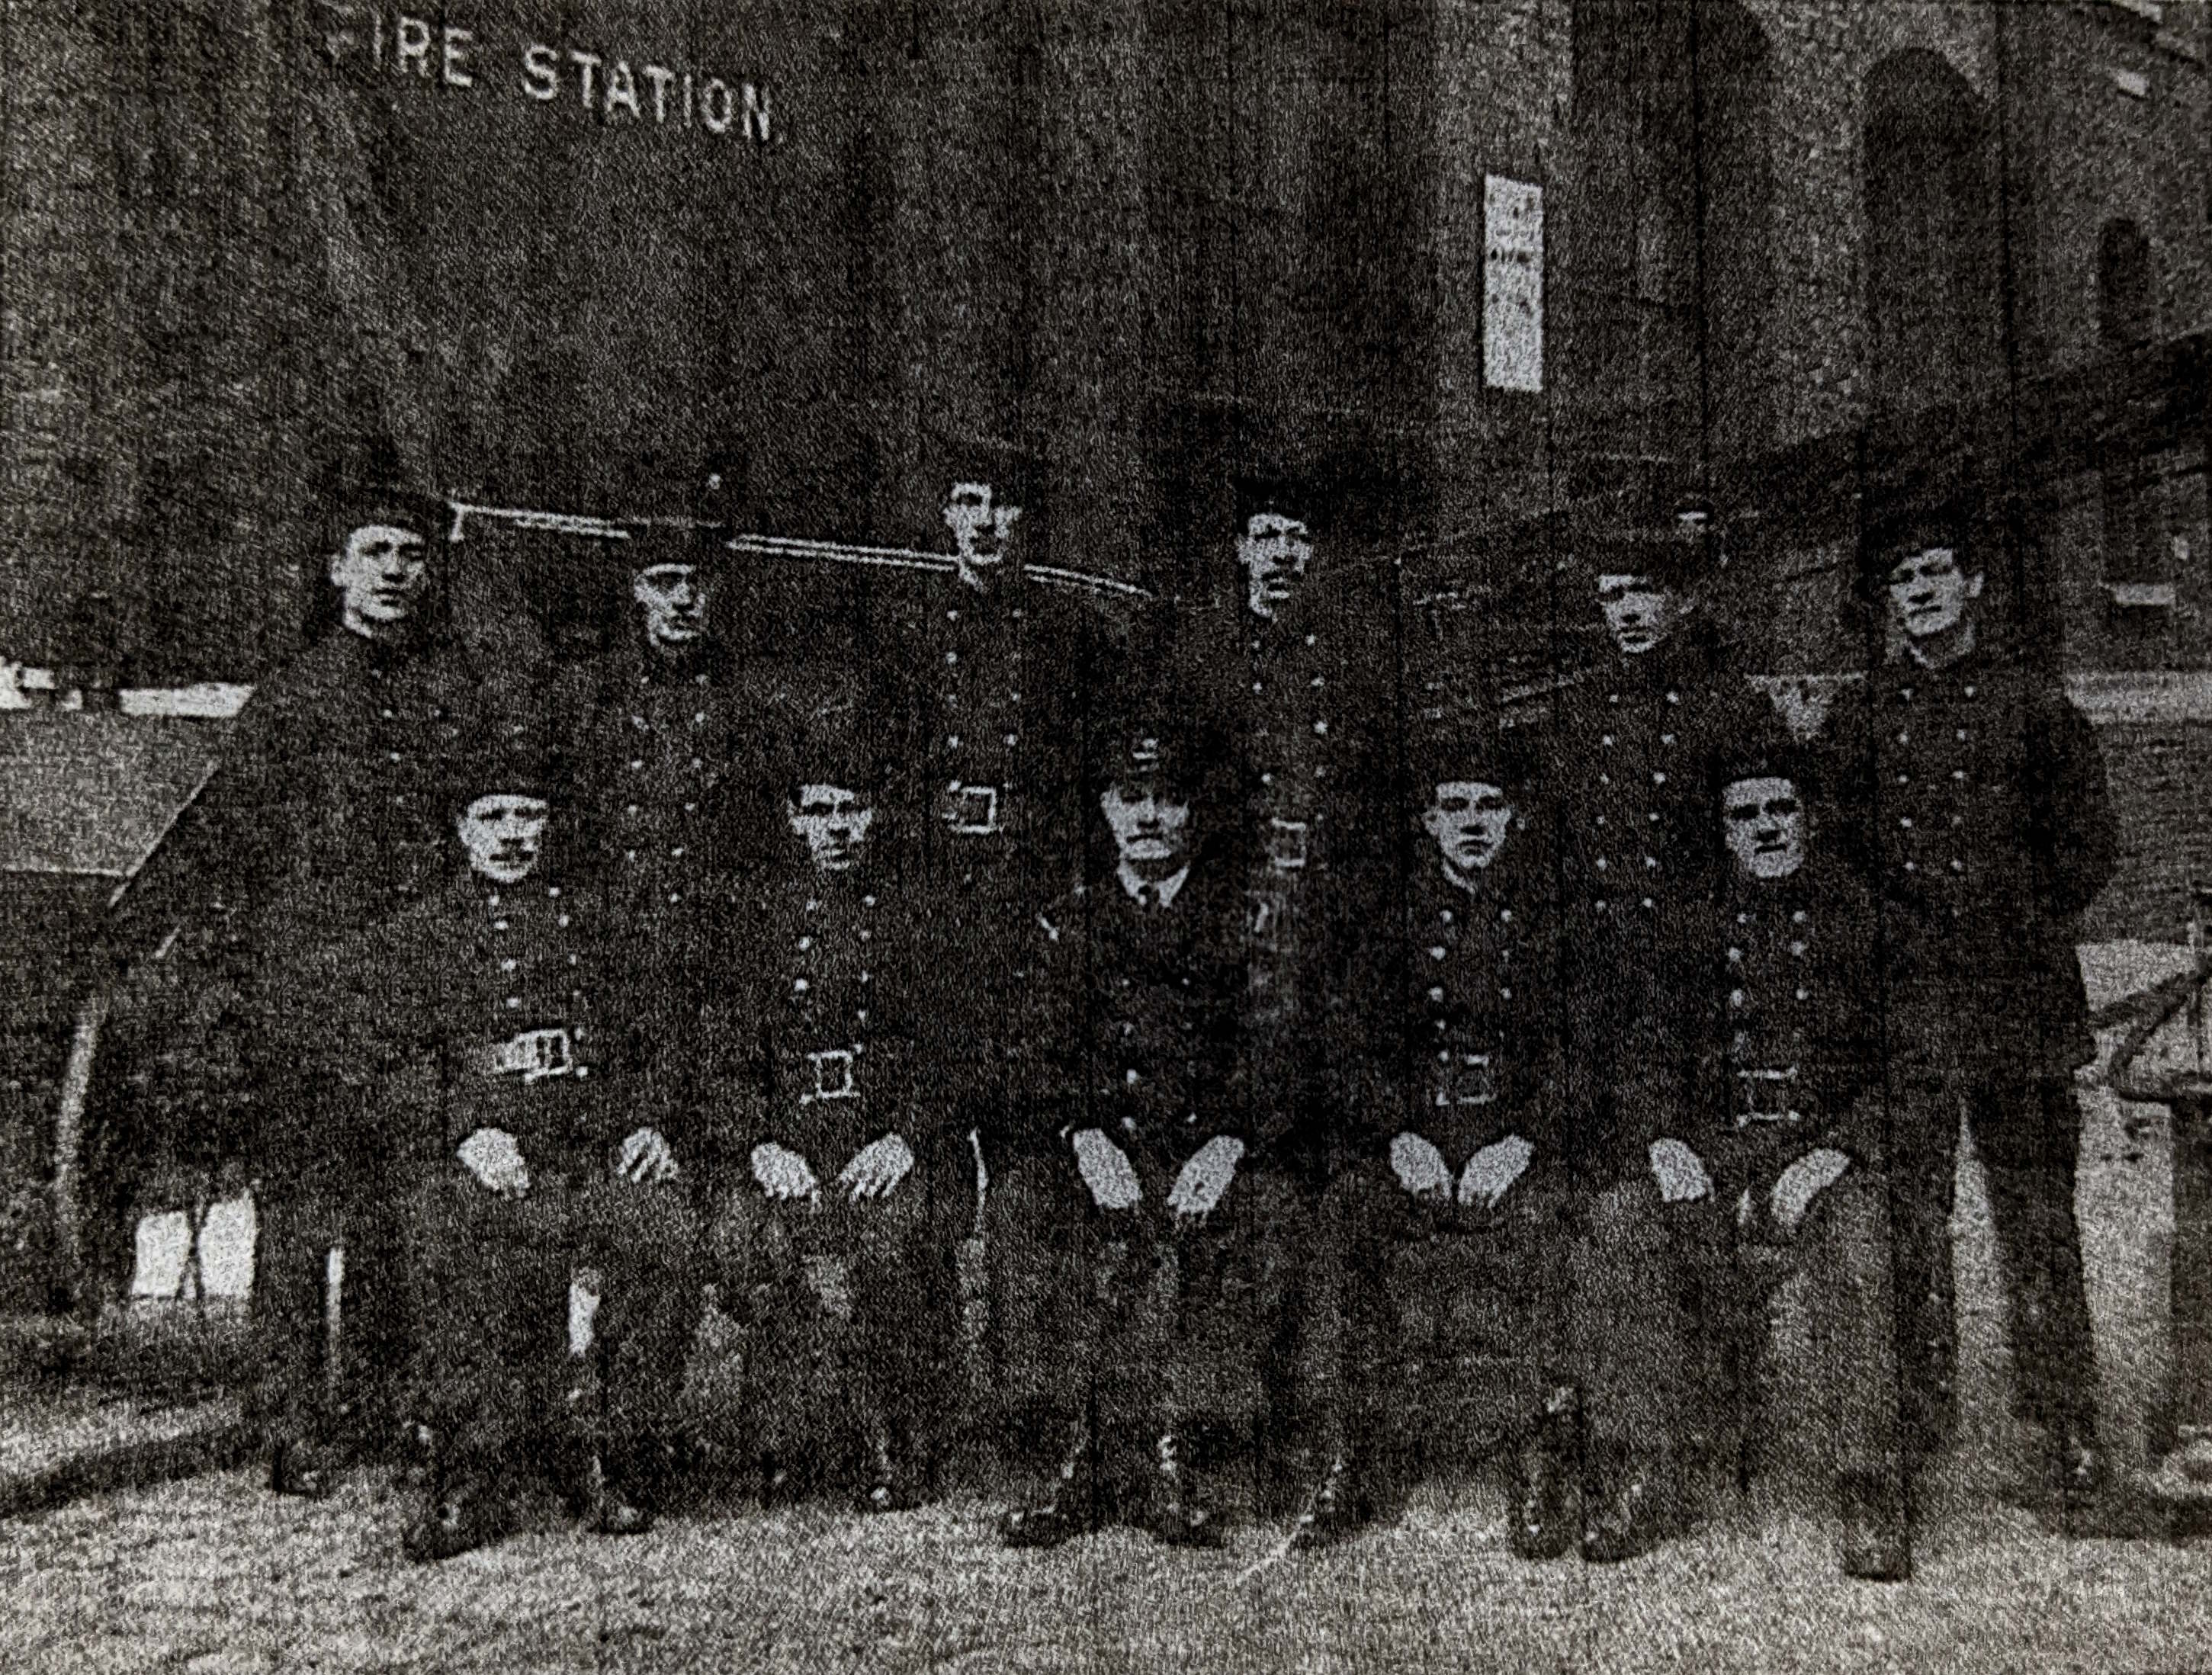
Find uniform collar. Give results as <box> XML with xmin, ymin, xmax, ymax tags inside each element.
<box><xmin>1117</xmin><ymin>862</ymin><xmax>1190</xmax><ymax>909</ymax></box>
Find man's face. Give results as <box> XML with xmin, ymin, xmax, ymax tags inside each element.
<box><xmin>329</xmin><ymin>523</ymin><xmax>428</xmax><ymax>627</ymax></box>
<box><xmin>1885</xmin><ymin>546</ymin><xmax>1981</xmax><ymax>640</ymax></box>
<box><xmin>458</xmin><ymin>794</ymin><xmax>550</xmax><ymax>884</ymax></box>
<box><xmin>787</xmin><ymin>783</ymin><xmax>875</xmax><ymax>872</ymax></box>
<box><xmin>1595</xmin><ymin>573</ymin><xmax>1685</xmax><ymax>656</ymax></box>
<box><xmin>942</xmin><ymin>481</ymin><xmax>1023</xmax><ymax>582</ymax></box>
<box><xmin>633</xmin><ymin>563</ymin><xmax>710</xmax><ymax>650</ymax></box>
<box><xmin>1100</xmin><ymin>781</ymin><xmax>1193</xmax><ymax>870</ymax></box>
<box><xmin>1424</xmin><ymin>779</ymin><xmax>1514</xmax><ymax>874</ymax></box>
<box><xmin>1722</xmin><ymin>775</ymin><xmax>1805</xmax><ymax>881</ymax></box>
<box><xmin>1238</xmin><ymin>512</ymin><xmax>1314</xmax><ymax>620</ymax></box>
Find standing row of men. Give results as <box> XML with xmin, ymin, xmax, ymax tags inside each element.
<box><xmin>114</xmin><ymin>460</ymin><xmax>2116</xmax><ymax>1581</ymax></box>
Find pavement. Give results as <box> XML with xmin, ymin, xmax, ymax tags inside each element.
<box><xmin>5</xmin><ymin>945</ymin><xmax>2212</xmax><ymax>1671</ymax></box>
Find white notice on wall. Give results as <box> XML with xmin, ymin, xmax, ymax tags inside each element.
<box><xmin>1484</xmin><ymin>175</ymin><xmax>1544</xmax><ymax>393</ymax></box>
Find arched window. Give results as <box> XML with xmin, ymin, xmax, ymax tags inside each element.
<box><xmin>1863</xmin><ymin>50</ymin><xmax>2002</xmax><ymax>412</ymax></box>
<box><xmin>1563</xmin><ymin>0</ymin><xmax>1774</xmax><ymax>473</ymax></box>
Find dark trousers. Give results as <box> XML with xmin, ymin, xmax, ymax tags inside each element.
<box><xmin>251</xmin><ymin>1176</ymin><xmax>414</xmax><ymax>1449</ymax></box>
<box><xmin>410</xmin><ymin>1156</ymin><xmax>699</xmax><ymax>1478</ymax></box>
<box><xmin>1886</xmin><ymin>1061</ymin><xmax>2101</xmax><ymax>1442</ymax></box>
<box><xmin>708</xmin><ymin>1147</ymin><xmax>961</xmax><ymax>1470</ymax></box>
<box><xmin>988</xmin><ymin>1139</ymin><xmax>1297</xmax><ymax>1464</ymax></box>
<box><xmin>1710</xmin><ymin>1153</ymin><xmax>1905</xmax><ymax>1482</ymax></box>
<box><xmin>1305</xmin><ymin>1157</ymin><xmax>1575</xmax><ymax>1465</ymax></box>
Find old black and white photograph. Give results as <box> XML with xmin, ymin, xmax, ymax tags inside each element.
<box><xmin>4</xmin><ymin>2</ymin><xmax>2212</xmax><ymax>1669</ymax></box>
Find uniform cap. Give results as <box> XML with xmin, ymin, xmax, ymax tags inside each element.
<box><xmin>1410</xmin><ymin>704</ymin><xmax>1540</xmax><ymax>800</ymax></box>
<box><xmin>1232</xmin><ymin>472</ymin><xmax>1324</xmax><ymax>538</ymax></box>
<box><xmin>1711</xmin><ymin>712</ymin><xmax>1812</xmax><ymax>801</ymax></box>
<box><xmin>321</xmin><ymin>435</ymin><xmax>446</xmax><ymax>554</ymax></box>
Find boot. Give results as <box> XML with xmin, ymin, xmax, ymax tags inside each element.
<box><xmin>401</xmin><ymin>1473</ymin><xmax>513</xmax><ymax>1564</ymax></box>
<box><xmin>1287</xmin><ymin>1451</ymin><xmax>1371</xmax><ymax>1553</ymax></box>
<box><xmin>858</xmin><ymin>1407</ymin><xmax>921</xmax><ymax>1515</ymax></box>
<box><xmin>1141</xmin><ymin>1431</ymin><xmax>1227</xmax><ymax>1550</ymax></box>
<box><xmin>1580</xmin><ymin>1446</ymin><xmax>1677</xmax><ymax>1564</ymax></box>
<box><xmin>1507</xmin><ymin>1404</ymin><xmax>1578</xmax><ymax>1561</ymax></box>
<box><xmin>1837</xmin><ymin>1471</ymin><xmax>1912</xmax><ymax>1582</ymax></box>
<box><xmin>578</xmin><ymin>1445</ymin><xmax>656</xmax><ymax>1538</ymax></box>
<box><xmin>1000</xmin><ymin>1421</ymin><xmax>1101</xmax><ymax>1550</ymax></box>
<box><xmin>268</xmin><ymin>1434</ymin><xmax>339</xmax><ymax>1500</ymax></box>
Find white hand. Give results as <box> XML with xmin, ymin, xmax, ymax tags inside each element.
<box><xmin>1459</xmin><ymin>1133</ymin><xmax>1534</xmax><ymax>1208</ymax></box>
<box><xmin>457</xmin><ymin>1128</ymin><xmax>529</xmax><ymax>1198</ymax></box>
<box><xmin>838</xmin><ymin>1133</ymin><xmax>916</xmax><ymax>1202</ymax></box>
<box><xmin>1071</xmin><ymin>1128</ymin><xmax>1143</xmax><ymax>1211</ymax></box>
<box><xmin>618</xmin><ymin>1127</ymin><xmax>679</xmax><ymax>1184</ymax></box>
<box><xmin>1167</xmin><ymin>1135</ymin><xmax>1245</xmax><ymax>1220</ymax></box>
<box><xmin>1389</xmin><ymin>1131</ymin><xmax>1453</xmax><ymax>1202</ymax></box>
<box><xmin>1770</xmin><ymin>1147</ymin><xmax>1852</xmax><ymax>1235</ymax></box>
<box><xmin>750</xmin><ymin>1141</ymin><xmax>820</xmax><ymax>1202</ymax></box>
<box><xmin>1648</xmin><ymin>1138</ymin><xmax>1712</xmax><ymax>1205</ymax></box>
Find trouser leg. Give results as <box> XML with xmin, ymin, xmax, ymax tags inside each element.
<box><xmin>576</xmin><ymin>1173</ymin><xmax>701</xmax><ymax>1458</ymax></box>
<box><xmin>1883</xmin><ymin>1078</ymin><xmax>1961</xmax><ymax>1453</ymax></box>
<box><xmin>987</xmin><ymin>1153</ymin><xmax>1092</xmax><ymax>1456</ymax></box>
<box><xmin>1966</xmin><ymin>1075</ymin><xmax>2101</xmax><ymax>1440</ymax></box>
<box><xmin>250</xmin><ymin>1187</ymin><xmax>340</xmax><ymax>1442</ymax></box>
<box><xmin>410</xmin><ymin>1166</ymin><xmax>566</xmax><ymax>1474</ymax></box>
<box><xmin>1171</xmin><ymin>1163</ymin><xmax>1295</xmax><ymax>1439</ymax></box>
<box><xmin>1800</xmin><ymin>1166</ymin><xmax>1906</xmax><ymax>1481</ymax></box>
<box><xmin>1293</xmin><ymin>1166</ymin><xmax>1378</xmax><ymax>1465</ymax></box>
<box><xmin>1490</xmin><ymin>1174</ymin><xmax>1577</xmax><ymax>1430</ymax></box>
<box><xmin>846</xmin><ymin>1168</ymin><xmax>949</xmax><ymax>1468</ymax></box>
<box><xmin>1572</xmin><ymin>1180</ymin><xmax>1689</xmax><ymax>1455</ymax></box>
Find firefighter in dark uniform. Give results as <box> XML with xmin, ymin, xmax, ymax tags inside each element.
<box><xmin>705</xmin><ymin>719</ymin><xmax>951</xmax><ymax>1513</ymax></box>
<box><xmin>996</xmin><ymin>718</ymin><xmax>1295</xmax><ymax>1549</ymax></box>
<box><xmin>566</xmin><ymin>527</ymin><xmax>819</xmax><ymax>987</ymax></box>
<box><xmin>873</xmin><ymin>449</ymin><xmax>1128</xmax><ymax>1176</ymax></box>
<box><xmin>114</xmin><ymin>478</ymin><xmax>486</xmax><ymax>1498</ymax></box>
<box><xmin>356</xmin><ymin>752</ymin><xmax>700</xmax><ymax>1563</ymax></box>
<box><xmin>1833</xmin><ymin>511</ymin><xmax>2117</xmax><ymax>1511</ymax></box>
<box><xmin>1540</xmin><ymin>503</ymin><xmax>1767</xmax><ymax>1560</ymax></box>
<box><xmin>1170</xmin><ymin>476</ymin><xmax>1402</xmax><ymax>1539</ymax></box>
<box><xmin>1661</xmin><ymin>730</ymin><xmax>1912</xmax><ymax>1580</ymax></box>
<box><xmin>1293</xmin><ymin>714</ymin><xmax>1583</xmax><ymax>1558</ymax></box>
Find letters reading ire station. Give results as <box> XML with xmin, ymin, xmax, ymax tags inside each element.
<box><xmin>319</xmin><ymin>5</ymin><xmax>777</xmax><ymax>144</ymax></box>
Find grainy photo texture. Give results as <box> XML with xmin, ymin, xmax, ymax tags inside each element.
<box><xmin>4</xmin><ymin>2</ymin><xmax>2212</xmax><ymax>1670</ymax></box>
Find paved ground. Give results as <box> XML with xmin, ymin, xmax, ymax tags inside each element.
<box><xmin>5</xmin><ymin>1462</ymin><xmax>2210</xmax><ymax>1674</ymax></box>
<box><xmin>7</xmin><ymin>955</ymin><xmax>2212</xmax><ymax>1673</ymax></box>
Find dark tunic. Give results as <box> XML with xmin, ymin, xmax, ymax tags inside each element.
<box><xmin>1704</xmin><ymin>858</ymin><xmax>1884</xmax><ymax>1182</ymax></box>
<box><xmin>1832</xmin><ymin>646</ymin><xmax>2117</xmax><ymax>1073</ymax></box>
<box><xmin>314</xmin><ymin>872</ymin><xmax>665</xmax><ymax>1170</ymax></box>
<box><xmin>1395</xmin><ymin>833</ymin><xmax>1564</xmax><ymax>1165</ymax></box>
<box><xmin>1070</xmin><ymin>863</ymin><xmax>1248</xmax><ymax>1167</ymax></box>
<box><xmin>1174</xmin><ymin>568</ymin><xmax>1401</xmax><ymax>1159</ymax></box>
<box><xmin>120</xmin><ymin>627</ymin><xmax>482</xmax><ymax>980</ymax></box>
<box><xmin>564</xmin><ymin>634</ymin><xmax>826</xmax><ymax>942</ymax></box>
<box><xmin>1542</xmin><ymin>626</ymin><xmax>1764</xmax><ymax>1168</ymax></box>
<box><xmin>870</xmin><ymin>568</ymin><xmax>1129</xmax><ymax>1103</ymax></box>
<box><xmin>742</xmin><ymin>869</ymin><xmax>926</xmax><ymax>1172</ymax></box>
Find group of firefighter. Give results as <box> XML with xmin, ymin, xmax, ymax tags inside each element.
<box><xmin>112</xmin><ymin>450</ymin><xmax>2117</xmax><ymax>1582</ymax></box>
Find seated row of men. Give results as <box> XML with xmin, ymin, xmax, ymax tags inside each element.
<box><xmin>249</xmin><ymin>703</ymin><xmax>1912</xmax><ymax>1580</ymax></box>
<box><xmin>121</xmin><ymin>463</ymin><xmax>2116</xmax><ymax>1590</ymax></box>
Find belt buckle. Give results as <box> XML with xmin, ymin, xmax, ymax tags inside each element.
<box><xmin>1437</xmin><ymin>1051</ymin><xmax>1495</xmax><ymax>1108</ymax></box>
<box><xmin>1734</xmin><ymin>1064</ymin><xmax>1799</xmax><ymax>1127</ymax></box>
<box><xmin>1266</xmin><ymin>817</ymin><xmax>1309</xmax><ymax>872</ymax></box>
<box><xmin>941</xmin><ymin>782</ymin><xmax>1002</xmax><ymax>836</ymax></box>
<box><xmin>802</xmin><ymin>1047</ymin><xmax>858</xmax><ymax>1102</ymax></box>
<box><xmin>493</xmin><ymin>1026</ymin><xmax>574</xmax><ymax>1082</ymax></box>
